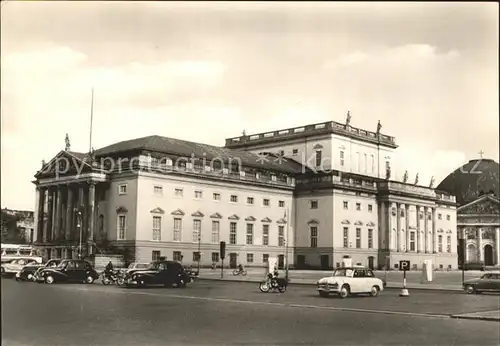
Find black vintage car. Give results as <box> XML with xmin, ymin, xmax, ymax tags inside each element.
<box><xmin>125</xmin><ymin>260</ymin><xmax>192</xmax><ymax>288</ymax></box>
<box><xmin>16</xmin><ymin>259</ymin><xmax>61</xmax><ymax>282</ymax></box>
<box><xmin>36</xmin><ymin>259</ymin><xmax>99</xmax><ymax>284</ymax></box>
<box><xmin>463</xmin><ymin>271</ymin><xmax>500</xmax><ymax>294</ymax></box>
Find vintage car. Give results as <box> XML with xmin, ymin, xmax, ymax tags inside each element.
<box><xmin>17</xmin><ymin>259</ymin><xmax>61</xmax><ymax>282</ymax></box>
<box><xmin>463</xmin><ymin>271</ymin><xmax>500</xmax><ymax>294</ymax></box>
<box><xmin>125</xmin><ymin>260</ymin><xmax>192</xmax><ymax>288</ymax></box>
<box><xmin>2</xmin><ymin>257</ymin><xmax>43</xmax><ymax>276</ymax></box>
<box><xmin>35</xmin><ymin>259</ymin><xmax>99</xmax><ymax>284</ymax></box>
<box><xmin>317</xmin><ymin>267</ymin><xmax>385</xmax><ymax>298</ymax></box>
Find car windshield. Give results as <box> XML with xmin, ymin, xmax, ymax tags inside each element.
<box><xmin>136</xmin><ymin>263</ymin><xmax>150</xmax><ymax>269</ymax></box>
<box><xmin>332</xmin><ymin>269</ymin><xmax>354</xmax><ymax>277</ymax></box>
<box><xmin>56</xmin><ymin>261</ymin><xmax>68</xmax><ymax>268</ymax></box>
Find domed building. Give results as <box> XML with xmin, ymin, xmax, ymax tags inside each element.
<box><xmin>437</xmin><ymin>157</ymin><xmax>500</xmax><ymax>268</ymax></box>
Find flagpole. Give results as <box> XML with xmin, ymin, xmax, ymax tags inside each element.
<box><xmin>285</xmin><ymin>206</ymin><xmax>290</xmax><ymax>281</ymax></box>
<box><xmin>89</xmin><ymin>88</ymin><xmax>94</xmax><ymax>153</ymax></box>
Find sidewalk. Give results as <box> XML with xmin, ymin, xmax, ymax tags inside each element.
<box><xmin>451</xmin><ymin>310</ymin><xmax>500</xmax><ymax>322</ymax></box>
<box><xmin>198</xmin><ymin>269</ymin><xmax>463</xmax><ymax>292</ymax></box>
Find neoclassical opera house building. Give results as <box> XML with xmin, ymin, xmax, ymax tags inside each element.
<box><xmin>33</xmin><ymin>117</ymin><xmax>460</xmax><ymax>270</ymax></box>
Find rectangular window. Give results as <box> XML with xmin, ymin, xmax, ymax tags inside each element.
<box><xmin>343</xmin><ymin>227</ymin><xmax>349</xmax><ymax>248</ymax></box>
<box><xmin>194</xmin><ymin>190</ymin><xmax>203</xmax><ymax>199</ymax></box>
<box><xmin>152</xmin><ymin>250</ymin><xmax>160</xmax><ymax>261</ymax></box>
<box><xmin>343</xmin><ymin>201</ymin><xmax>348</xmax><ymax>209</ymax></box>
<box><xmin>212</xmin><ymin>252</ymin><xmax>219</xmax><ymax>262</ymax></box>
<box><xmin>246</xmin><ymin>223</ymin><xmax>254</xmax><ymax>245</ymax></box>
<box><xmin>118</xmin><ymin>184</ymin><xmax>127</xmax><ymax>195</ymax></box>
<box><xmin>247</xmin><ymin>197</ymin><xmax>254</xmax><ymax>205</ymax></box>
<box><xmin>213</xmin><ymin>193</ymin><xmax>221</xmax><ymax>201</ymax></box>
<box><xmin>263</xmin><ymin>198</ymin><xmax>270</xmax><ymax>206</ymax></box>
<box><xmin>193</xmin><ymin>219</ymin><xmax>201</xmax><ymax>242</ymax></box>
<box><xmin>368</xmin><ymin>204</ymin><xmax>373</xmax><ymax>212</ymax></box>
<box><xmin>340</xmin><ymin>150</ymin><xmax>344</xmax><ymax>166</ymax></box>
<box><xmin>211</xmin><ymin>221</ymin><xmax>220</xmax><ymax>243</ymax></box>
<box><xmin>173</xmin><ymin>251</ymin><xmax>182</xmax><ymax>262</ymax></box>
<box><xmin>117</xmin><ymin>214</ymin><xmax>126</xmax><ymax>240</ymax></box>
<box><xmin>356</xmin><ymin>228</ymin><xmax>361</xmax><ymax>248</ymax></box>
<box><xmin>263</xmin><ymin>254</ymin><xmax>269</xmax><ymax>263</ymax></box>
<box><xmin>278</xmin><ymin>200</ymin><xmax>285</xmax><ymax>208</ymax></box>
<box><xmin>278</xmin><ymin>225</ymin><xmax>285</xmax><ymax>247</ymax></box>
<box><xmin>174</xmin><ymin>188</ymin><xmax>183</xmax><ymax>197</ymax></box>
<box><xmin>447</xmin><ymin>236</ymin><xmax>452</xmax><ymax>253</ymax></box>
<box><xmin>247</xmin><ymin>253</ymin><xmax>254</xmax><ymax>263</ymax></box>
<box><xmin>315</xmin><ymin>150</ymin><xmax>322</xmax><ymax>167</ymax></box>
<box><xmin>310</xmin><ymin>226</ymin><xmax>318</xmax><ymax>248</ymax></box>
<box><xmin>310</xmin><ymin>200</ymin><xmax>318</xmax><ymax>209</ymax></box>
<box><xmin>193</xmin><ymin>252</ymin><xmax>200</xmax><ymax>262</ymax></box>
<box><xmin>292</xmin><ymin>149</ymin><xmax>298</xmax><ymax>156</ymax></box>
<box><xmin>153</xmin><ymin>185</ymin><xmax>163</xmax><ymax>195</ymax></box>
<box><xmin>356</xmin><ymin>203</ymin><xmax>361</xmax><ymax>211</ymax></box>
<box><xmin>446</xmin><ymin>214</ymin><xmax>450</xmax><ymax>221</ymax></box>
<box><xmin>410</xmin><ymin>232</ymin><xmax>415</xmax><ymax>251</ymax></box>
<box><xmin>438</xmin><ymin>235</ymin><xmax>443</xmax><ymax>252</ymax></box>
<box><xmin>262</xmin><ymin>224</ymin><xmax>269</xmax><ymax>245</ymax></box>
<box><xmin>368</xmin><ymin>229</ymin><xmax>373</xmax><ymax>249</ymax></box>
<box><xmin>438</xmin><ymin>213</ymin><xmax>442</xmax><ymax>220</ymax></box>
<box><xmin>173</xmin><ymin>218</ymin><xmax>182</xmax><ymax>241</ymax></box>
<box><xmin>152</xmin><ymin>216</ymin><xmax>161</xmax><ymax>241</ymax></box>
<box><xmin>229</xmin><ymin>222</ymin><xmax>237</xmax><ymax>244</ymax></box>
<box><xmin>230</xmin><ymin>195</ymin><xmax>238</xmax><ymax>203</ymax></box>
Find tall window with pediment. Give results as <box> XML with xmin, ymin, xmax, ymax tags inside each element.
<box><xmin>340</xmin><ymin>150</ymin><xmax>345</xmax><ymax>166</ymax></box>
<box><xmin>356</xmin><ymin>228</ymin><xmax>361</xmax><ymax>248</ymax></box>
<box><xmin>315</xmin><ymin>150</ymin><xmax>322</xmax><ymax>167</ymax></box>
<box><xmin>438</xmin><ymin>235</ymin><xmax>443</xmax><ymax>252</ymax></box>
<box><xmin>262</xmin><ymin>224</ymin><xmax>269</xmax><ymax>246</ymax></box>
<box><xmin>193</xmin><ymin>219</ymin><xmax>201</xmax><ymax>242</ymax></box>
<box><xmin>246</xmin><ymin>223</ymin><xmax>254</xmax><ymax>245</ymax></box>
<box><xmin>368</xmin><ymin>229</ymin><xmax>373</xmax><ymax>248</ymax></box>
<box><xmin>278</xmin><ymin>225</ymin><xmax>285</xmax><ymax>246</ymax></box>
<box><xmin>117</xmin><ymin>214</ymin><xmax>126</xmax><ymax>240</ymax></box>
<box><xmin>173</xmin><ymin>218</ymin><xmax>182</xmax><ymax>241</ymax></box>
<box><xmin>229</xmin><ymin>222</ymin><xmax>237</xmax><ymax>244</ymax></box>
<box><xmin>152</xmin><ymin>216</ymin><xmax>161</xmax><ymax>241</ymax></box>
<box><xmin>310</xmin><ymin>226</ymin><xmax>318</xmax><ymax>248</ymax></box>
<box><xmin>410</xmin><ymin>231</ymin><xmax>415</xmax><ymax>251</ymax></box>
<box><xmin>446</xmin><ymin>236</ymin><xmax>451</xmax><ymax>253</ymax></box>
<box><xmin>211</xmin><ymin>221</ymin><xmax>219</xmax><ymax>244</ymax></box>
<box><xmin>343</xmin><ymin>227</ymin><xmax>349</xmax><ymax>248</ymax></box>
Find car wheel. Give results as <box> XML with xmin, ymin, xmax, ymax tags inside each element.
<box><xmin>85</xmin><ymin>276</ymin><xmax>95</xmax><ymax>284</ymax></box>
<box><xmin>370</xmin><ymin>285</ymin><xmax>380</xmax><ymax>297</ymax></box>
<box><xmin>27</xmin><ymin>274</ymin><xmax>33</xmax><ymax>281</ymax></box>
<box><xmin>45</xmin><ymin>275</ymin><xmax>55</xmax><ymax>284</ymax></box>
<box><xmin>465</xmin><ymin>285</ymin><xmax>476</xmax><ymax>294</ymax></box>
<box><xmin>339</xmin><ymin>285</ymin><xmax>350</xmax><ymax>298</ymax></box>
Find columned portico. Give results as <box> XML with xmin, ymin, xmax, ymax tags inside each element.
<box><xmin>405</xmin><ymin>204</ymin><xmax>410</xmax><ymax>252</ymax></box>
<box><xmin>396</xmin><ymin>203</ymin><xmax>402</xmax><ymax>251</ymax></box>
<box><xmin>431</xmin><ymin>208</ymin><xmax>437</xmax><ymax>253</ymax></box>
<box><xmin>416</xmin><ymin>206</ymin><xmax>421</xmax><ymax>252</ymax></box>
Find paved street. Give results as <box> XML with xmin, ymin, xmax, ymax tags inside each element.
<box><xmin>2</xmin><ymin>278</ymin><xmax>499</xmax><ymax>345</ymax></box>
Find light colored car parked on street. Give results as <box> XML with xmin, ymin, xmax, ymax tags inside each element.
<box><xmin>317</xmin><ymin>267</ymin><xmax>385</xmax><ymax>298</ymax></box>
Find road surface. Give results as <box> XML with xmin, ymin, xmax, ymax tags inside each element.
<box><xmin>2</xmin><ymin>278</ymin><xmax>499</xmax><ymax>345</ymax></box>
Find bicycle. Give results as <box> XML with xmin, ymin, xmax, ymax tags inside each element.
<box><xmin>232</xmin><ymin>269</ymin><xmax>247</xmax><ymax>276</ymax></box>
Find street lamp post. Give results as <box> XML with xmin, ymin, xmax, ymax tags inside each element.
<box><xmin>76</xmin><ymin>210</ymin><xmax>83</xmax><ymax>259</ymax></box>
<box><xmin>461</xmin><ymin>229</ymin><xmax>468</xmax><ymax>285</ymax></box>
<box><xmin>197</xmin><ymin>233</ymin><xmax>201</xmax><ymax>273</ymax></box>
<box><xmin>285</xmin><ymin>207</ymin><xmax>290</xmax><ymax>281</ymax></box>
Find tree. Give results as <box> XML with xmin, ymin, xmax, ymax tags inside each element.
<box><xmin>1</xmin><ymin>210</ymin><xmax>26</xmax><ymax>244</ymax></box>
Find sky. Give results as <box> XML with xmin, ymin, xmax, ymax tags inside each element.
<box><xmin>1</xmin><ymin>1</ymin><xmax>498</xmax><ymax>211</ymax></box>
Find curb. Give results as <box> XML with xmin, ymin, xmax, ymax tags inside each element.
<box><xmin>197</xmin><ymin>277</ymin><xmax>463</xmax><ymax>293</ymax></box>
<box><xmin>450</xmin><ymin>315</ymin><xmax>500</xmax><ymax>322</ymax></box>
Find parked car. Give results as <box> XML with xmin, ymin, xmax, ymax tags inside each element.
<box><xmin>463</xmin><ymin>271</ymin><xmax>500</xmax><ymax>294</ymax></box>
<box><xmin>2</xmin><ymin>257</ymin><xmax>43</xmax><ymax>276</ymax></box>
<box><xmin>317</xmin><ymin>267</ymin><xmax>385</xmax><ymax>298</ymax></box>
<box><xmin>125</xmin><ymin>260</ymin><xmax>191</xmax><ymax>288</ymax></box>
<box><xmin>17</xmin><ymin>259</ymin><xmax>61</xmax><ymax>282</ymax></box>
<box><xmin>35</xmin><ymin>259</ymin><xmax>99</xmax><ymax>284</ymax></box>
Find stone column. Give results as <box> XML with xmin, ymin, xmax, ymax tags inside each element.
<box><xmin>396</xmin><ymin>203</ymin><xmax>401</xmax><ymax>252</ymax></box>
<box><xmin>36</xmin><ymin>187</ymin><xmax>45</xmax><ymax>243</ymax></box>
<box><xmin>65</xmin><ymin>186</ymin><xmax>74</xmax><ymax>241</ymax></box>
<box><xmin>496</xmin><ymin>227</ymin><xmax>500</xmax><ymax>265</ymax></box>
<box><xmin>405</xmin><ymin>204</ymin><xmax>410</xmax><ymax>252</ymax></box>
<box><xmin>432</xmin><ymin>208</ymin><xmax>436</xmax><ymax>253</ymax></box>
<box><xmin>54</xmin><ymin>186</ymin><xmax>63</xmax><ymax>240</ymax></box>
<box><xmin>387</xmin><ymin>202</ymin><xmax>393</xmax><ymax>250</ymax></box>
<box><xmin>51</xmin><ymin>189</ymin><xmax>57</xmax><ymax>241</ymax></box>
<box><xmin>78</xmin><ymin>185</ymin><xmax>85</xmax><ymax>243</ymax></box>
<box><xmin>45</xmin><ymin>188</ymin><xmax>54</xmax><ymax>242</ymax></box>
<box><xmin>477</xmin><ymin>228</ymin><xmax>482</xmax><ymax>262</ymax></box>
<box><xmin>416</xmin><ymin>206</ymin><xmax>421</xmax><ymax>252</ymax></box>
<box><xmin>464</xmin><ymin>228</ymin><xmax>469</xmax><ymax>263</ymax></box>
<box><xmin>88</xmin><ymin>182</ymin><xmax>96</xmax><ymax>255</ymax></box>
<box><xmin>424</xmin><ymin>207</ymin><xmax>428</xmax><ymax>253</ymax></box>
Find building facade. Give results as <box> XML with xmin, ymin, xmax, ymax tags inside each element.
<box><xmin>32</xmin><ymin>118</ymin><xmax>458</xmax><ymax>269</ymax></box>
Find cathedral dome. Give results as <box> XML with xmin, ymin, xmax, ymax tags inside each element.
<box><xmin>436</xmin><ymin>158</ymin><xmax>499</xmax><ymax>206</ymax></box>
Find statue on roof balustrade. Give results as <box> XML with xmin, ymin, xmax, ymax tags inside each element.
<box><xmin>403</xmin><ymin>170</ymin><xmax>408</xmax><ymax>183</ymax></box>
<box><xmin>414</xmin><ymin>173</ymin><xmax>419</xmax><ymax>185</ymax></box>
<box><xmin>345</xmin><ymin>111</ymin><xmax>351</xmax><ymax>127</ymax></box>
<box><xmin>385</xmin><ymin>164</ymin><xmax>391</xmax><ymax>180</ymax></box>
<box><xmin>65</xmin><ymin>133</ymin><xmax>71</xmax><ymax>151</ymax></box>
<box><xmin>429</xmin><ymin>176</ymin><xmax>435</xmax><ymax>188</ymax></box>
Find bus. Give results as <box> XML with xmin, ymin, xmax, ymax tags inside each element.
<box><xmin>1</xmin><ymin>244</ymin><xmax>42</xmax><ymax>275</ymax></box>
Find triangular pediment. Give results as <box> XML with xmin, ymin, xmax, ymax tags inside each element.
<box><xmin>35</xmin><ymin>150</ymin><xmax>94</xmax><ymax>179</ymax></box>
<box><xmin>277</xmin><ymin>218</ymin><xmax>287</xmax><ymax>224</ymax></box>
<box><xmin>228</xmin><ymin>214</ymin><xmax>240</xmax><ymax>220</ymax></box>
<box><xmin>308</xmin><ymin>219</ymin><xmax>319</xmax><ymax>225</ymax></box>
<box><xmin>210</xmin><ymin>212</ymin><xmax>222</xmax><ymax>219</ymax></box>
<box><xmin>341</xmin><ymin>220</ymin><xmax>350</xmax><ymax>225</ymax></box>
<box><xmin>261</xmin><ymin>217</ymin><xmax>272</xmax><ymax>223</ymax></box>
<box><xmin>116</xmin><ymin>206</ymin><xmax>128</xmax><ymax>213</ymax></box>
<box><xmin>191</xmin><ymin>211</ymin><xmax>205</xmax><ymax>218</ymax></box>
<box><xmin>313</xmin><ymin>144</ymin><xmax>323</xmax><ymax>149</ymax></box>
<box><xmin>458</xmin><ymin>195</ymin><xmax>500</xmax><ymax>215</ymax></box>
<box><xmin>354</xmin><ymin>220</ymin><xmax>363</xmax><ymax>226</ymax></box>
<box><xmin>171</xmin><ymin>208</ymin><xmax>185</xmax><ymax>216</ymax></box>
<box><xmin>245</xmin><ymin>216</ymin><xmax>256</xmax><ymax>222</ymax></box>
<box><xmin>150</xmin><ymin>207</ymin><xmax>165</xmax><ymax>214</ymax></box>
<box><xmin>366</xmin><ymin>221</ymin><xmax>376</xmax><ymax>227</ymax></box>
